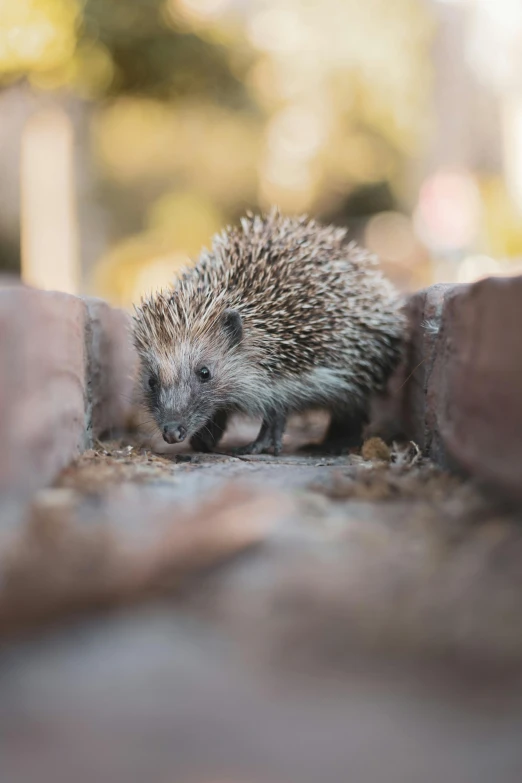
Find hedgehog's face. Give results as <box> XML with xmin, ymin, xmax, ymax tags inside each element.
<box><xmin>138</xmin><ymin>309</ymin><xmax>243</xmax><ymax>445</ymax></box>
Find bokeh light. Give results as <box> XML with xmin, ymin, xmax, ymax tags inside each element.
<box><xmin>21</xmin><ymin>106</ymin><xmax>79</xmax><ymax>294</ymax></box>
<box><xmin>413</xmin><ymin>167</ymin><xmax>482</xmax><ymax>253</ymax></box>
<box><xmin>174</xmin><ymin>0</ymin><xmax>232</xmax><ymax>23</ymax></box>
<box><xmin>365</xmin><ymin>212</ymin><xmax>418</xmax><ymax>265</ymax></box>
<box><xmin>0</xmin><ymin>0</ymin><xmax>79</xmax><ymax>77</ymax></box>
<box><xmin>0</xmin><ymin>0</ymin><xmax>522</xmax><ymax>303</ymax></box>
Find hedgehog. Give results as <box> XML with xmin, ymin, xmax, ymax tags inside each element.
<box><xmin>132</xmin><ymin>209</ymin><xmax>406</xmax><ymax>455</ymax></box>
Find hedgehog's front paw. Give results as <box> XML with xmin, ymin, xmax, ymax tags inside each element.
<box><xmin>230</xmin><ymin>413</ymin><xmax>285</xmax><ymax>456</ymax></box>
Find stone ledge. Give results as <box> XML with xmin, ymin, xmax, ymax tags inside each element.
<box><xmin>0</xmin><ymin>286</ymin><xmax>136</xmax><ymax>501</ymax></box>
<box><xmin>402</xmin><ymin>275</ymin><xmax>522</xmax><ymax>501</ymax></box>
<box><xmin>85</xmin><ymin>297</ymin><xmax>137</xmax><ymax>440</ymax></box>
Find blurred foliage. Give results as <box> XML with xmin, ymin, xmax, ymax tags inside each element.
<box><xmin>481</xmin><ymin>176</ymin><xmax>522</xmax><ymax>258</ymax></box>
<box><xmin>0</xmin><ymin>0</ymin><xmax>438</xmax><ymax>302</ymax></box>
<box><xmin>0</xmin><ymin>236</ymin><xmax>20</xmax><ymax>272</ymax></box>
<box><xmin>0</xmin><ymin>0</ymin><xmax>79</xmax><ymax>79</ymax></box>
<box><xmin>81</xmin><ymin>0</ymin><xmax>252</xmax><ymax>105</ymax></box>
<box><xmin>0</xmin><ymin>0</ymin><xmax>253</xmax><ymax>104</ymax></box>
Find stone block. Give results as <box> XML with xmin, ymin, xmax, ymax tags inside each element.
<box><xmin>0</xmin><ymin>289</ymin><xmax>137</xmax><ymax>502</ymax></box>
<box><xmin>0</xmin><ymin>288</ymin><xmax>88</xmax><ymax>500</ymax></box>
<box><xmin>402</xmin><ymin>276</ymin><xmax>522</xmax><ymax>500</ymax></box>
<box><xmin>84</xmin><ymin>298</ymin><xmax>137</xmax><ymax>440</ymax></box>
<box><xmin>438</xmin><ymin>276</ymin><xmax>522</xmax><ymax>499</ymax></box>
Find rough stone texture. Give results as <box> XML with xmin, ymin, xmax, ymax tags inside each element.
<box><xmin>400</xmin><ymin>283</ymin><xmax>463</xmax><ymax>457</ymax></box>
<box><xmin>0</xmin><ymin>288</ymin><xmax>137</xmax><ymax>502</ymax></box>
<box><xmin>84</xmin><ymin>298</ymin><xmax>137</xmax><ymax>440</ymax></box>
<box><xmin>401</xmin><ymin>276</ymin><xmax>522</xmax><ymax>500</ymax></box>
<box><xmin>0</xmin><ymin>287</ymin><xmax>88</xmax><ymax>500</ymax></box>
<box><xmin>367</xmin><ymin>284</ymin><xmax>463</xmax><ymax>446</ymax></box>
<box><xmin>438</xmin><ymin>276</ymin><xmax>522</xmax><ymax>498</ymax></box>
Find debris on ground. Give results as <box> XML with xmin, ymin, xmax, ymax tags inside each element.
<box><xmin>361</xmin><ymin>436</ymin><xmax>391</xmax><ymax>463</ymax></box>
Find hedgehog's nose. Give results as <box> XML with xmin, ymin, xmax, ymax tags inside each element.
<box><xmin>162</xmin><ymin>423</ymin><xmax>187</xmax><ymax>444</ymax></box>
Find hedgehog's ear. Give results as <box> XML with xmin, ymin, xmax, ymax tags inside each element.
<box><xmin>221</xmin><ymin>308</ymin><xmax>243</xmax><ymax>347</ymax></box>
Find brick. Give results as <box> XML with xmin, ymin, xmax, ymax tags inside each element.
<box><xmin>368</xmin><ymin>284</ymin><xmax>459</xmax><ymax>446</ymax></box>
<box><xmin>0</xmin><ymin>288</ymin><xmax>88</xmax><ymax>501</ymax></box>
<box><xmin>0</xmin><ymin>289</ymin><xmax>138</xmax><ymax>503</ymax></box>
<box><xmin>438</xmin><ymin>276</ymin><xmax>522</xmax><ymax>498</ymax></box>
<box><xmin>84</xmin><ymin>298</ymin><xmax>137</xmax><ymax>440</ymax></box>
<box><xmin>402</xmin><ymin>277</ymin><xmax>522</xmax><ymax>500</ymax></box>
<box><xmin>400</xmin><ymin>283</ymin><xmax>464</xmax><ymax>458</ymax></box>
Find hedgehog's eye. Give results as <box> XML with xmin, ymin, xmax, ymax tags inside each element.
<box><xmin>148</xmin><ymin>376</ymin><xmax>158</xmax><ymax>391</ymax></box>
<box><xmin>197</xmin><ymin>366</ymin><xmax>211</xmax><ymax>382</ymax></box>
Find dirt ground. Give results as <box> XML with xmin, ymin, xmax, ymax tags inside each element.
<box><xmin>2</xmin><ymin>414</ymin><xmax>522</xmax><ymax>783</ymax></box>
<box><xmin>3</xmin><ymin>413</ymin><xmax>522</xmax><ymax>660</ymax></box>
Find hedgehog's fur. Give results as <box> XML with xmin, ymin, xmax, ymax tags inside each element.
<box><xmin>133</xmin><ymin>209</ymin><xmax>406</xmax><ymax>455</ymax></box>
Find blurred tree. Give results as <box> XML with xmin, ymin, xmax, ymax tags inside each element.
<box><xmin>0</xmin><ymin>0</ymin><xmax>253</xmax><ymax>105</ymax></box>
<box><xmin>0</xmin><ymin>0</ymin><xmax>435</xmax><ymax>297</ymax></box>
<box><xmin>0</xmin><ymin>237</ymin><xmax>20</xmax><ymax>273</ymax></box>
<box><xmin>321</xmin><ymin>182</ymin><xmax>398</xmax><ymax>241</ymax></box>
<box><xmin>81</xmin><ymin>0</ymin><xmax>253</xmax><ymax>106</ymax></box>
<box><xmin>0</xmin><ymin>0</ymin><xmax>255</xmax><ymax>277</ymax></box>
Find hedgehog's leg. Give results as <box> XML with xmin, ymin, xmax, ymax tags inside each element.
<box><xmin>322</xmin><ymin>407</ymin><xmax>369</xmax><ymax>452</ymax></box>
<box><xmin>232</xmin><ymin>410</ymin><xmax>286</xmax><ymax>456</ymax></box>
<box><xmin>190</xmin><ymin>409</ymin><xmax>228</xmax><ymax>453</ymax></box>
<box><xmin>270</xmin><ymin>411</ymin><xmax>286</xmax><ymax>456</ymax></box>
<box><xmin>301</xmin><ymin>407</ymin><xmax>368</xmax><ymax>454</ymax></box>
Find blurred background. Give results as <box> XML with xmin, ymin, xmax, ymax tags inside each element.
<box><xmin>1</xmin><ymin>0</ymin><xmax>522</xmax><ymax>307</ymax></box>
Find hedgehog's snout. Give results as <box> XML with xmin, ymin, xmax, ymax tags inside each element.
<box><xmin>162</xmin><ymin>423</ymin><xmax>187</xmax><ymax>444</ymax></box>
